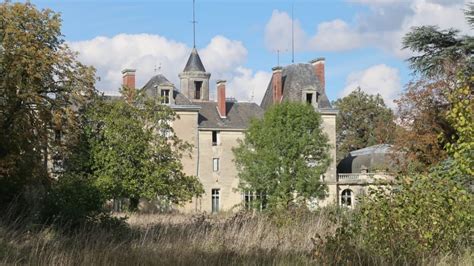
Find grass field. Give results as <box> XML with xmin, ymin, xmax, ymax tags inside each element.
<box><xmin>0</xmin><ymin>210</ymin><xmax>472</xmax><ymax>265</ymax></box>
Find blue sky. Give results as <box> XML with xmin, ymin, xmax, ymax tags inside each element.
<box><xmin>29</xmin><ymin>0</ymin><xmax>471</xmax><ymax>106</ymax></box>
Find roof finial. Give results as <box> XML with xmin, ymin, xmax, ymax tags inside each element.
<box><xmin>192</xmin><ymin>0</ymin><xmax>197</xmax><ymax>48</ymax></box>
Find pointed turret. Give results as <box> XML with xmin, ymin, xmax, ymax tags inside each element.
<box><xmin>179</xmin><ymin>48</ymin><xmax>211</xmax><ymax>101</ymax></box>
<box><xmin>183</xmin><ymin>48</ymin><xmax>206</xmax><ymax>72</ymax></box>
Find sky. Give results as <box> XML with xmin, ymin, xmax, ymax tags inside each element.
<box><xmin>28</xmin><ymin>0</ymin><xmax>472</xmax><ymax>106</ymax></box>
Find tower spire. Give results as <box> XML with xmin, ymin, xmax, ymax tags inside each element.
<box><xmin>192</xmin><ymin>0</ymin><xmax>197</xmax><ymax>48</ymax></box>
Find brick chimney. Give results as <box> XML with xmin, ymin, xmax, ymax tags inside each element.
<box><xmin>272</xmin><ymin>66</ymin><xmax>283</xmax><ymax>104</ymax></box>
<box><xmin>217</xmin><ymin>80</ymin><xmax>226</xmax><ymax>118</ymax></box>
<box><xmin>121</xmin><ymin>69</ymin><xmax>136</xmax><ymax>89</ymax></box>
<box><xmin>310</xmin><ymin>58</ymin><xmax>325</xmax><ymax>93</ymax></box>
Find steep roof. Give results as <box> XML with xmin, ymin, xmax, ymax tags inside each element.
<box><xmin>183</xmin><ymin>48</ymin><xmax>206</xmax><ymax>72</ymax></box>
<box><xmin>337</xmin><ymin>144</ymin><xmax>395</xmax><ymax>173</ymax></box>
<box><xmin>193</xmin><ymin>101</ymin><xmax>264</xmax><ymax>129</ymax></box>
<box><xmin>260</xmin><ymin>63</ymin><xmax>332</xmax><ymax>110</ymax></box>
<box><xmin>141</xmin><ymin>74</ymin><xmax>191</xmax><ymax>105</ymax></box>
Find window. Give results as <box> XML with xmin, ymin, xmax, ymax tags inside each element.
<box><xmin>160</xmin><ymin>89</ymin><xmax>170</xmax><ymax>104</ymax></box>
<box><xmin>212</xmin><ymin>131</ymin><xmax>218</xmax><ymax>146</ymax></box>
<box><xmin>243</xmin><ymin>191</ymin><xmax>254</xmax><ymax>210</ymax></box>
<box><xmin>212</xmin><ymin>189</ymin><xmax>220</xmax><ymax>213</ymax></box>
<box><xmin>256</xmin><ymin>190</ymin><xmax>268</xmax><ymax>210</ymax></box>
<box><xmin>213</xmin><ymin>158</ymin><xmax>219</xmax><ymax>172</ymax></box>
<box><xmin>341</xmin><ymin>189</ymin><xmax>353</xmax><ymax>207</ymax></box>
<box><xmin>306</xmin><ymin>93</ymin><xmax>313</xmax><ymax>104</ymax></box>
<box><xmin>194</xmin><ymin>81</ymin><xmax>203</xmax><ymax>99</ymax></box>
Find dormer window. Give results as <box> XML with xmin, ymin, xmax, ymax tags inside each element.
<box><xmin>194</xmin><ymin>81</ymin><xmax>202</xmax><ymax>99</ymax></box>
<box><xmin>161</xmin><ymin>89</ymin><xmax>170</xmax><ymax>104</ymax></box>
<box><xmin>306</xmin><ymin>93</ymin><xmax>313</xmax><ymax>104</ymax></box>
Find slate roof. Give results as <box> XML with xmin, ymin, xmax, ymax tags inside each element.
<box><xmin>183</xmin><ymin>48</ymin><xmax>206</xmax><ymax>72</ymax></box>
<box><xmin>140</xmin><ymin>73</ymin><xmax>263</xmax><ymax>129</ymax></box>
<box><xmin>260</xmin><ymin>63</ymin><xmax>332</xmax><ymax>110</ymax></box>
<box><xmin>337</xmin><ymin>144</ymin><xmax>395</xmax><ymax>173</ymax></box>
<box><xmin>193</xmin><ymin>101</ymin><xmax>264</xmax><ymax>129</ymax></box>
<box><xmin>141</xmin><ymin>74</ymin><xmax>192</xmax><ymax>105</ymax></box>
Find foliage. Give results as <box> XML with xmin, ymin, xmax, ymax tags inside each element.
<box><xmin>333</xmin><ymin>88</ymin><xmax>395</xmax><ymax>162</ymax></box>
<box><xmin>87</xmin><ymin>93</ymin><xmax>203</xmax><ymax>210</ymax></box>
<box><xmin>394</xmin><ymin>14</ymin><xmax>473</xmax><ymax>173</ymax></box>
<box><xmin>441</xmin><ymin>74</ymin><xmax>474</xmax><ymax>184</ymax></box>
<box><xmin>403</xmin><ymin>25</ymin><xmax>473</xmax><ymax>78</ymax></box>
<box><xmin>41</xmin><ymin>173</ymin><xmax>105</xmax><ymax>226</ymax></box>
<box><xmin>321</xmin><ymin>175</ymin><xmax>473</xmax><ymax>263</ymax></box>
<box><xmin>0</xmin><ymin>2</ymin><xmax>96</xmax><ymax>208</ymax></box>
<box><xmin>233</xmin><ymin>102</ymin><xmax>330</xmax><ymax>210</ymax></box>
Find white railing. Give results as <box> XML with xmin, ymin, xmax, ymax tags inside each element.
<box><xmin>338</xmin><ymin>173</ymin><xmax>376</xmax><ymax>180</ymax></box>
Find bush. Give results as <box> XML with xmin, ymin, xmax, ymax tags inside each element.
<box><xmin>320</xmin><ymin>175</ymin><xmax>473</xmax><ymax>263</ymax></box>
<box><xmin>41</xmin><ymin>173</ymin><xmax>105</xmax><ymax>227</ymax></box>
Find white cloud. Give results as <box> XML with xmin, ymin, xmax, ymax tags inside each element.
<box><xmin>309</xmin><ymin>20</ymin><xmax>365</xmax><ymax>51</ymax></box>
<box><xmin>264</xmin><ymin>1</ymin><xmax>472</xmax><ymax>57</ymax></box>
<box><xmin>227</xmin><ymin>67</ymin><xmax>272</xmax><ymax>103</ymax></box>
<box><xmin>70</xmin><ymin>34</ymin><xmax>269</xmax><ymax>103</ymax></box>
<box><xmin>264</xmin><ymin>10</ymin><xmax>307</xmax><ymax>52</ymax></box>
<box><xmin>342</xmin><ymin>64</ymin><xmax>402</xmax><ymax>107</ymax></box>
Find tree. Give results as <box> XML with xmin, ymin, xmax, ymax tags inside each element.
<box><xmin>332</xmin><ymin>88</ymin><xmax>395</xmax><ymax>162</ymax></box>
<box><xmin>87</xmin><ymin>92</ymin><xmax>203</xmax><ymax>211</ymax></box>
<box><xmin>393</xmin><ymin>10</ymin><xmax>473</xmax><ymax>173</ymax></box>
<box><xmin>233</xmin><ymin>102</ymin><xmax>331</xmax><ymax>210</ymax></box>
<box><xmin>0</xmin><ymin>2</ymin><xmax>96</xmax><ymax>208</ymax></box>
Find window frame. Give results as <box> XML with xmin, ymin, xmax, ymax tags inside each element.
<box><xmin>160</xmin><ymin>89</ymin><xmax>170</xmax><ymax>104</ymax></box>
<box><xmin>211</xmin><ymin>188</ymin><xmax>220</xmax><ymax>213</ymax></box>
<box><xmin>194</xmin><ymin>81</ymin><xmax>203</xmax><ymax>99</ymax></box>
<box><xmin>341</xmin><ymin>189</ymin><xmax>353</xmax><ymax>207</ymax></box>
<box><xmin>213</xmin><ymin>158</ymin><xmax>219</xmax><ymax>172</ymax></box>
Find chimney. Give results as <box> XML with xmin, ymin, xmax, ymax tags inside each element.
<box><xmin>310</xmin><ymin>58</ymin><xmax>325</xmax><ymax>93</ymax></box>
<box><xmin>121</xmin><ymin>69</ymin><xmax>136</xmax><ymax>89</ymax></box>
<box><xmin>217</xmin><ymin>80</ymin><xmax>227</xmax><ymax>118</ymax></box>
<box><xmin>272</xmin><ymin>66</ymin><xmax>283</xmax><ymax>104</ymax></box>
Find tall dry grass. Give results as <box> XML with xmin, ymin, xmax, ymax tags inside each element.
<box><xmin>0</xmin><ymin>209</ymin><xmax>472</xmax><ymax>265</ymax></box>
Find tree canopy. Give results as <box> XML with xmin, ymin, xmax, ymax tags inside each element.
<box><xmin>394</xmin><ymin>10</ymin><xmax>473</xmax><ymax>173</ymax></box>
<box><xmin>87</xmin><ymin>92</ymin><xmax>203</xmax><ymax>210</ymax></box>
<box><xmin>233</xmin><ymin>102</ymin><xmax>331</xmax><ymax>210</ymax></box>
<box><xmin>332</xmin><ymin>88</ymin><xmax>395</xmax><ymax>162</ymax></box>
<box><xmin>0</xmin><ymin>2</ymin><xmax>96</xmax><ymax>207</ymax></box>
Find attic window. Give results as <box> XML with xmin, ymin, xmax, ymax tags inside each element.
<box><xmin>306</xmin><ymin>93</ymin><xmax>313</xmax><ymax>104</ymax></box>
<box><xmin>161</xmin><ymin>89</ymin><xmax>170</xmax><ymax>104</ymax></box>
<box><xmin>194</xmin><ymin>81</ymin><xmax>203</xmax><ymax>99</ymax></box>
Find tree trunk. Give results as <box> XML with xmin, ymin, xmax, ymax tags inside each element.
<box><xmin>129</xmin><ymin>197</ymin><xmax>139</xmax><ymax>212</ymax></box>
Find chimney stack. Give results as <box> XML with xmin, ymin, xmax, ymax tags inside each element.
<box><xmin>217</xmin><ymin>80</ymin><xmax>227</xmax><ymax>118</ymax></box>
<box><xmin>310</xmin><ymin>58</ymin><xmax>325</xmax><ymax>93</ymax></box>
<box><xmin>272</xmin><ymin>66</ymin><xmax>283</xmax><ymax>104</ymax></box>
<box><xmin>122</xmin><ymin>69</ymin><xmax>136</xmax><ymax>89</ymax></box>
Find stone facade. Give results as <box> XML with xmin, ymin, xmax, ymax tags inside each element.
<box><xmin>133</xmin><ymin>49</ymin><xmax>341</xmax><ymax>213</ymax></box>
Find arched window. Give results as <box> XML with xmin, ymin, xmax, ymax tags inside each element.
<box><xmin>341</xmin><ymin>189</ymin><xmax>353</xmax><ymax>207</ymax></box>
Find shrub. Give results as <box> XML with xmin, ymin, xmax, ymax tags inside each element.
<box><xmin>41</xmin><ymin>173</ymin><xmax>105</xmax><ymax>227</ymax></box>
<box><xmin>320</xmin><ymin>175</ymin><xmax>473</xmax><ymax>263</ymax></box>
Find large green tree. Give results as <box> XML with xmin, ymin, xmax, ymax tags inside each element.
<box><xmin>0</xmin><ymin>2</ymin><xmax>96</xmax><ymax>207</ymax></box>
<box><xmin>233</xmin><ymin>102</ymin><xmax>331</xmax><ymax>210</ymax></box>
<box><xmin>333</xmin><ymin>88</ymin><xmax>395</xmax><ymax>162</ymax></box>
<box><xmin>87</xmin><ymin>92</ymin><xmax>203</xmax><ymax>211</ymax></box>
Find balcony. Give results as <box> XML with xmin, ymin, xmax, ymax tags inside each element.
<box><xmin>337</xmin><ymin>172</ymin><xmax>393</xmax><ymax>184</ymax></box>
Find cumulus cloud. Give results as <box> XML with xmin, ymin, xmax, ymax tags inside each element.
<box><xmin>70</xmin><ymin>34</ymin><xmax>270</xmax><ymax>103</ymax></box>
<box><xmin>227</xmin><ymin>67</ymin><xmax>272</xmax><ymax>103</ymax></box>
<box><xmin>342</xmin><ymin>64</ymin><xmax>402</xmax><ymax>108</ymax></box>
<box><xmin>264</xmin><ymin>10</ymin><xmax>307</xmax><ymax>52</ymax></box>
<box><xmin>264</xmin><ymin>0</ymin><xmax>472</xmax><ymax>57</ymax></box>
